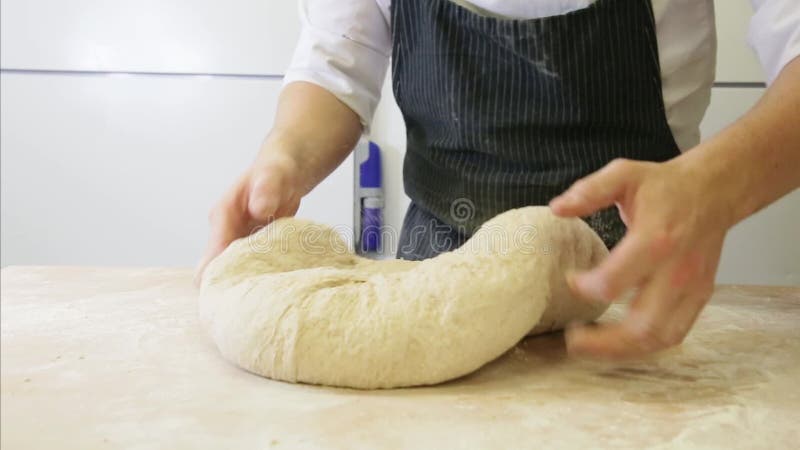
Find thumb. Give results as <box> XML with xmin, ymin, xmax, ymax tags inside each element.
<box><xmin>549</xmin><ymin>159</ymin><xmax>640</xmax><ymax>218</ymax></box>
<box><xmin>247</xmin><ymin>168</ymin><xmax>285</xmax><ymax>222</ymax></box>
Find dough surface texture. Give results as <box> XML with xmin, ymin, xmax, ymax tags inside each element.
<box><xmin>199</xmin><ymin>206</ymin><xmax>609</xmax><ymax>389</ymax></box>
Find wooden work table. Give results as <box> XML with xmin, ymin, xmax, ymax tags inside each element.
<box><xmin>2</xmin><ymin>266</ymin><xmax>798</xmax><ymax>449</ymax></box>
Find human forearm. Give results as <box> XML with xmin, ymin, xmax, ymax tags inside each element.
<box><xmin>195</xmin><ymin>81</ymin><xmax>363</xmax><ymax>283</ymax></box>
<box><xmin>261</xmin><ymin>81</ymin><xmax>363</xmax><ymax>195</ymax></box>
<box><xmin>680</xmin><ymin>56</ymin><xmax>800</xmax><ymax>227</ymax></box>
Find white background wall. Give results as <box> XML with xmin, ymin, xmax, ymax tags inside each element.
<box><xmin>1</xmin><ymin>0</ymin><xmax>797</xmax><ymax>284</ymax></box>
<box><xmin>0</xmin><ymin>0</ymin><xmax>297</xmax><ymax>74</ymax></box>
<box><xmin>1</xmin><ymin>0</ymin><xmax>353</xmax><ymax>267</ymax></box>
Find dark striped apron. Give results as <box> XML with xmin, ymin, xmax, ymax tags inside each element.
<box><xmin>393</xmin><ymin>0</ymin><xmax>680</xmax><ymax>260</ymax></box>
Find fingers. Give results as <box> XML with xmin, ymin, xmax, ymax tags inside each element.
<box><xmin>569</xmin><ymin>227</ymin><xmax>676</xmax><ymax>302</ymax></box>
<box><xmin>566</xmin><ymin>322</ymin><xmax>652</xmax><ymax>359</ymax></box>
<box><xmin>570</xmin><ymin>234</ymin><xmax>646</xmax><ymax>302</ymax></box>
<box><xmin>195</xmin><ymin>163</ymin><xmax>299</xmax><ymax>287</ymax></box>
<box><xmin>625</xmin><ymin>259</ymin><xmax>686</xmax><ymax>345</ymax></box>
<box><xmin>662</xmin><ymin>291</ymin><xmax>708</xmax><ymax>346</ymax></box>
<box><xmin>566</xmin><ymin>257</ymin><xmax>716</xmax><ymax>359</ymax></box>
<box><xmin>275</xmin><ymin>197</ymin><xmax>301</xmax><ymax>219</ymax></box>
<box><xmin>550</xmin><ymin>159</ymin><xmax>644</xmax><ymax>218</ymax></box>
<box><xmin>629</xmin><ymin>239</ymin><xmax>718</xmax><ymax>344</ymax></box>
<box><xmin>193</xmin><ymin>200</ymin><xmax>250</xmax><ymax>286</ymax></box>
<box><xmin>248</xmin><ymin>166</ymin><xmax>286</xmax><ymax>222</ymax></box>
<box><xmin>663</xmin><ymin>242</ymin><xmax>721</xmax><ymax>340</ymax></box>
<box><xmin>567</xmin><ymin>265</ymin><xmax>682</xmax><ymax>358</ymax></box>
<box><xmin>567</xmin><ymin>291</ymin><xmax>710</xmax><ymax>359</ymax></box>
<box><xmin>194</xmin><ymin>240</ymin><xmax>227</xmax><ymax>287</ymax></box>
<box><xmin>194</xmin><ymin>176</ymin><xmax>254</xmax><ymax>286</ymax></box>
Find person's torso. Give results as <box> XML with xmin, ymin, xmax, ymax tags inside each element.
<box><xmin>391</xmin><ymin>0</ymin><xmax>683</xmax><ymax>245</ymax></box>
<box><xmin>375</xmin><ymin>0</ymin><xmax>716</xmax><ymax>151</ymax></box>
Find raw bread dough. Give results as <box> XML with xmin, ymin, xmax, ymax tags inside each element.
<box><xmin>199</xmin><ymin>206</ymin><xmax>609</xmax><ymax>389</ymax></box>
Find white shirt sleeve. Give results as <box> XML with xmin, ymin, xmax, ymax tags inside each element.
<box><xmin>283</xmin><ymin>0</ymin><xmax>392</xmax><ymax>131</ymax></box>
<box><xmin>748</xmin><ymin>0</ymin><xmax>800</xmax><ymax>84</ymax></box>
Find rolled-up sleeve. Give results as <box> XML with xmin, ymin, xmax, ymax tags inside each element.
<box><xmin>283</xmin><ymin>0</ymin><xmax>391</xmax><ymax>131</ymax></box>
<box><xmin>748</xmin><ymin>0</ymin><xmax>800</xmax><ymax>84</ymax></box>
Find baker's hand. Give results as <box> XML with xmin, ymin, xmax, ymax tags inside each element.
<box><xmin>549</xmin><ymin>157</ymin><xmax>734</xmax><ymax>359</ymax></box>
<box><xmin>194</xmin><ymin>151</ymin><xmax>303</xmax><ymax>286</ymax></box>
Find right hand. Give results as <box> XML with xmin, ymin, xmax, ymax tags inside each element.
<box><xmin>194</xmin><ymin>151</ymin><xmax>303</xmax><ymax>285</ymax></box>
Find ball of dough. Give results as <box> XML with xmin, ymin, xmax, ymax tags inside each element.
<box><xmin>199</xmin><ymin>206</ymin><xmax>609</xmax><ymax>389</ymax></box>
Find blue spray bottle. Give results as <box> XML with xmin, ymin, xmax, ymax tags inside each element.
<box><xmin>355</xmin><ymin>141</ymin><xmax>383</xmax><ymax>255</ymax></box>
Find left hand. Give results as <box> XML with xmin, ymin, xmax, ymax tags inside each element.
<box><xmin>549</xmin><ymin>156</ymin><xmax>734</xmax><ymax>359</ymax></box>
